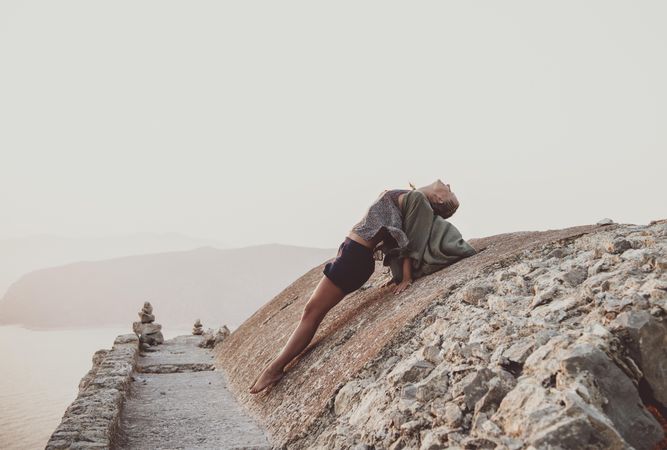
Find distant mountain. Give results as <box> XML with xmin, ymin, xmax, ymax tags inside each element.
<box><xmin>0</xmin><ymin>233</ymin><xmax>227</xmax><ymax>298</ymax></box>
<box><xmin>0</xmin><ymin>244</ymin><xmax>335</xmax><ymax>330</ymax></box>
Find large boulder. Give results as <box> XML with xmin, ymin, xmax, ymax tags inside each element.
<box><xmin>494</xmin><ymin>336</ymin><xmax>665</xmax><ymax>450</ymax></box>
<box><xmin>612</xmin><ymin>310</ymin><xmax>667</xmax><ymax>408</ymax></box>
<box><xmin>559</xmin><ymin>343</ymin><xmax>664</xmax><ymax>450</ymax></box>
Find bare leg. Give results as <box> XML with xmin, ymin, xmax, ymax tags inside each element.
<box><xmin>249</xmin><ymin>275</ymin><xmax>346</xmax><ymax>394</ymax></box>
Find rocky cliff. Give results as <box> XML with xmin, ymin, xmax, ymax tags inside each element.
<box><xmin>215</xmin><ymin>221</ymin><xmax>667</xmax><ymax>449</ymax></box>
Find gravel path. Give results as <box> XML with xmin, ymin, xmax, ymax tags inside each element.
<box><xmin>115</xmin><ymin>335</ymin><xmax>270</xmax><ymax>449</ymax></box>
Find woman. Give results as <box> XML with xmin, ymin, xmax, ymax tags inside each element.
<box><xmin>248</xmin><ymin>179</ymin><xmax>461</xmax><ymax>394</ymax></box>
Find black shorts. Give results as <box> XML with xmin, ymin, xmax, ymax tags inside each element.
<box><xmin>323</xmin><ymin>237</ymin><xmax>375</xmax><ymax>295</ymax></box>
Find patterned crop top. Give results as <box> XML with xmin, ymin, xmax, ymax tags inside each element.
<box><xmin>387</xmin><ymin>189</ymin><xmax>410</xmax><ymax>208</ymax></box>
<box><xmin>350</xmin><ymin>188</ymin><xmax>413</xmax><ymax>261</ymax></box>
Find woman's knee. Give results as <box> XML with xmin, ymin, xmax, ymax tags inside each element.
<box><xmin>300</xmin><ymin>274</ymin><xmax>350</xmax><ymax>322</ymax></box>
<box><xmin>301</xmin><ymin>301</ymin><xmax>328</xmax><ymax>322</ymax></box>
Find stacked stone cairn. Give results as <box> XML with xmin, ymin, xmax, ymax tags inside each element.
<box><xmin>199</xmin><ymin>324</ymin><xmax>231</xmax><ymax>348</ymax></box>
<box><xmin>132</xmin><ymin>301</ymin><xmax>164</xmax><ymax>349</ymax></box>
<box><xmin>192</xmin><ymin>319</ymin><xmax>204</xmax><ymax>335</ymax></box>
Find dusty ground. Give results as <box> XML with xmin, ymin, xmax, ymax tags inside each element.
<box><xmin>115</xmin><ymin>335</ymin><xmax>270</xmax><ymax>450</ymax></box>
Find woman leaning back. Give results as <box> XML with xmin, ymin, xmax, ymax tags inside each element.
<box><xmin>248</xmin><ymin>179</ymin><xmax>460</xmax><ymax>394</ymax></box>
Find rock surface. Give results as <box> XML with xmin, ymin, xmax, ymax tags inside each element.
<box><xmin>199</xmin><ymin>325</ymin><xmax>231</xmax><ymax>349</ymax></box>
<box><xmin>215</xmin><ymin>221</ymin><xmax>667</xmax><ymax>449</ymax></box>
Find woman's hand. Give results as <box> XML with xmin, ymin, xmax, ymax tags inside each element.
<box><xmin>393</xmin><ymin>278</ymin><xmax>412</xmax><ymax>294</ymax></box>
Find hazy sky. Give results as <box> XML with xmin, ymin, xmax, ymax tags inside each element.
<box><xmin>1</xmin><ymin>1</ymin><xmax>665</xmax><ymax>249</ymax></box>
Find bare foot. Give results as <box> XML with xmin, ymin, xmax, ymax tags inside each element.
<box><xmin>248</xmin><ymin>365</ymin><xmax>285</xmax><ymax>394</ymax></box>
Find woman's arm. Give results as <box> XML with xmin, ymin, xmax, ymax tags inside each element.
<box><xmin>402</xmin><ymin>257</ymin><xmax>412</xmax><ymax>281</ymax></box>
<box><xmin>394</xmin><ymin>257</ymin><xmax>413</xmax><ymax>294</ymax></box>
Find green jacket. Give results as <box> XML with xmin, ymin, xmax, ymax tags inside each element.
<box><xmin>385</xmin><ymin>190</ymin><xmax>477</xmax><ymax>283</ymax></box>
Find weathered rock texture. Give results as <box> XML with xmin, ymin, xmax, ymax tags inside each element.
<box><xmin>215</xmin><ymin>222</ymin><xmax>667</xmax><ymax>449</ymax></box>
<box><xmin>199</xmin><ymin>324</ymin><xmax>231</xmax><ymax>348</ymax></box>
<box><xmin>46</xmin><ymin>334</ymin><xmax>139</xmax><ymax>449</ymax></box>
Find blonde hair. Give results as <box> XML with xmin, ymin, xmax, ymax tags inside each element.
<box><xmin>432</xmin><ymin>199</ymin><xmax>459</xmax><ymax>219</ymax></box>
<box><xmin>407</xmin><ymin>180</ymin><xmax>458</xmax><ymax>218</ymax></box>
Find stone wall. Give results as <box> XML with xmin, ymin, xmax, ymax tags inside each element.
<box><xmin>46</xmin><ymin>334</ymin><xmax>139</xmax><ymax>449</ymax></box>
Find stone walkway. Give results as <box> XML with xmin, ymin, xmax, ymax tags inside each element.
<box><xmin>115</xmin><ymin>335</ymin><xmax>270</xmax><ymax>450</ymax></box>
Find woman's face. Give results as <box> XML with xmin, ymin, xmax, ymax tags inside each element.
<box><xmin>426</xmin><ymin>179</ymin><xmax>459</xmax><ymax>218</ymax></box>
<box><xmin>427</xmin><ymin>179</ymin><xmax>454</xmax><ymax>204</ymax></box>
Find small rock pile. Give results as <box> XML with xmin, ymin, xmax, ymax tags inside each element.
<box><xmin>199</xmin><ymin>325</ymin><xmax>231</xmax><ymax>348</ymax></box>
<box><xmin>193</xmin><ymin>319</ymin><xmax>204</xmax><ymax>335</ymax></box>
<box><xmin>132</xmin><ymin>301</ymin><xmax>164</xmax><ymax>349</ymax></box>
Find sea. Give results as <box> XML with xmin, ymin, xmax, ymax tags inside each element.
<box><xmin>0</xmin><ymin>325</ymin><xmax>191</xmax><ymax>450</ymax></box>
